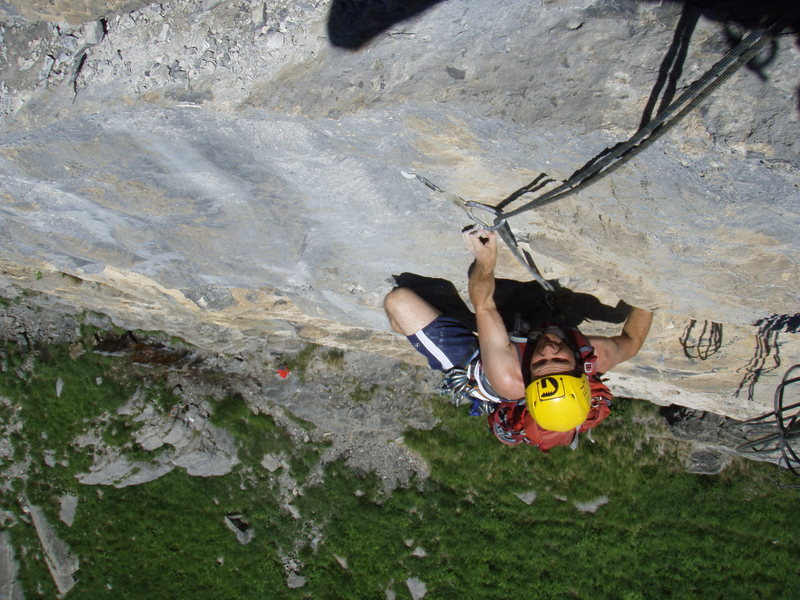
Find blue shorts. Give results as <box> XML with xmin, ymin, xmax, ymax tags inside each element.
<box><xmin>407</xmin><ymin>315</ymin><xmax>478</xmax><ymax>372</ymax></box>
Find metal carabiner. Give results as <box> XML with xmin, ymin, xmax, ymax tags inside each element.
<box><xmin>463</xmin><ymin>201</ymin><xmax>506</xmax><ymax>231</ymax></box>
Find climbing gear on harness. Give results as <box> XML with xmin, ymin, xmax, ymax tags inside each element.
<box><xmin>440</xmin><ymin>367</ymin><xmax>495</xmax><ymax>416</ymax></box>
<box><xmin>487</xmin><ymin>396</ymin><xmax>611</xmax><ymax>451</ymax></box>
<box><xmin>441</xmin><ymin>366</ymin><xmax>473</xmax><ymax>406</ymax></box>
<box><xmin>525</xmin><ymin>373</ymin><xmax>591</xmax><ymax>432</ymax></box>
<box><xmin>437</xmin><ymin>345</ymin><xmax>498</xmax><ymax>416</ymax></box>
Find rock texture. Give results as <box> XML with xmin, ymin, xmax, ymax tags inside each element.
<box><xmin>663</xmin><ymin>404</ymin><xmax>798</xmax><ymax>473</ymax></box>
<box><xmin>0</xmin><ymin>531</ymin><xmax>24</xmax><ymax>600</ymax></box>
<box><xmin>74</xmin><ymin>391</ymin><xmax>239</xmax><ymax>487</ymax></box>
<box><xmin>29</xmin><ymin>504</ymin><xmax>79</xmax><ymax>597</ymax></box>
<box><xmin>0</xmin><ymin>0</ymin><xmax>798</xmax><ymax>418</ymax></box>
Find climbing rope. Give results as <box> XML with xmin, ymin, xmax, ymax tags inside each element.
<box><xmin>736</xmin><ymin>364</ymin><xmax>800</xmax><ymax>485</ymax></box>
<box><xmin>494</xmin><ymin>16</ymin><xmax>788</xmax><ymax>222</ymax></box>
<box><xmin>401</xmin><ymin>171</ymin><xmax>554</xmax><ymax>291</ymax></box>
<box><xmin>773</xmin><ymin>364</ymin><xmax>800</xmax><ymax>479</ymax></box>
<box><xmin>405</xmin><ymin>16</ymin><xmax>787</xmax><ymax>286</ymax></box>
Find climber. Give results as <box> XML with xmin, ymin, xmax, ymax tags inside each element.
<box><xmin>383</xmin><ymin>227</ymin><xmax>653</xmax><ymax>450</ymax></box>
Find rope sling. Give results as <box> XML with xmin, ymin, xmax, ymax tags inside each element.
<box><xmin>407</xmin><ymin>15</ymin><xmax>789</xmax><ymax>284</ymax></box>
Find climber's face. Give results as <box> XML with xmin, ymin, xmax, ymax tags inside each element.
<box><xmin>529</xmin><ymin>331</ymin><xmax>577</xmax><ymax>378</ymax></box>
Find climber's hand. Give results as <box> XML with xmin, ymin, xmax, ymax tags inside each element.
<box><xmin>463</xmin><ymin>226</ymin><xmax>496</xmax><ymax>271</ymax></box>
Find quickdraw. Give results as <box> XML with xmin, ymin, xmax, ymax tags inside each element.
<box><xmin>402</xmin><ymin>16</ymin><xmax>788</xmax><ymax>291</ymax></box>
<box><xmin>401</xmin><ymin>170</ymin><xmax>554</xmax><ymax>292</ymax></box>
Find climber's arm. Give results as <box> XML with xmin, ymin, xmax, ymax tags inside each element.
<box><xmin>590</xmin><ymin>306</ymin><xmax>653</xmax><ymax>373</ymax></box>
<box><xmin>466</xmin><ymin>229</ymin><xmax>525</xmax><ymax>399</ymax></box>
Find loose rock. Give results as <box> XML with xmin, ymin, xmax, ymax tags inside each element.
<box><xmin>58</xmin><ymin>494</ymin><xmax>78</xmax><ymax>527</ymax></box>
<box><xmin>514</xmin><ymin>490</ymin><xmax>537</xmax><ymax>505</ymax></box>
<box><xmin>406</xmin><ymin>577</ymin><xmax>427</xmax><ymax>600</ymax></box>
<box><xmin>574</xmin><ymin>496</ymin><xmax>610</xmax><ymax>514</ymax></box>
<box><xmin>29</xmin><ymin>505</ymin><xmax>79</xmax><ymax>597</ymax></box>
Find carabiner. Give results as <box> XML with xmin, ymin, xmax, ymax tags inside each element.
<box><xmin>464</xmin><ymin>201</ymin><xmax>506</xmax><ymax>231</ymax></box>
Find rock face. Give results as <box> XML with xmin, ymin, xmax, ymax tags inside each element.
<box><xmin>0</xmin><ymin>0</ymin><xmax>798</xmax><ymax>418</ymax></box>
<box><xmin>75</xmin><ymin>391</ymin><xmax>239</xmax><ymax>487</ymax></box>
<box><xmin>663</xmin><ymin>405</ymin><xmax>797</xmax><ymax>474</ymax></box>
<box><xmin>0</xmin><ymin>0</ymin><xmax>146</xmax><ymax>24</ymax></box>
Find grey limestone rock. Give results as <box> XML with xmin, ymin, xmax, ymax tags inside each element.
<box><xmin>406</xmin><ymin>577</ymin><xmax>427</xmax><ymax>600</ymax></box>
<box><xmin>58</xmin><ymin>494</ymin><xmax>78</xmax><ymax>527</ymax></box>
<box><xmin>0</xmin><ymin>0</ymin><xmax>797</xmax><ymax>425</ymax></box>
<box><xmin>514</xmin><ymin>490</ymin><xmax>537</xmax><ymax>505</ymax></box>
<box><xmin>77</xmin><ymin>453</ymin><xmax>175</xmax><ymax>488</ymax></box>
<box><xmin>260</xmin><ymin>453</ymin><xmax>283</xmax><ymax>472</ymax></box>
<box><xmin>43</xmin><ymin>450</ymin><xmax>57</xmax><ymax>468</ymax></box>
<box><xmin>223</xmin><ymin>514</ymin><xmax>254</xmax><ymax>545</ymax></box>
<box><xmin>78</xmin><ymin>403</ymin><xmax>238</xmax><ymax>485</ymax></box>
<box><xmin>0</xmin><ymin>531</ymin><xmax>24</xmax><ymax>600</ymax></box>
<box><xmin>29</xmin><ymin>505</ymin><xmax>79</xmax><ymax>597</ymax></box>
<box><xmin>573</xmin><ymin>496</ymin><xmax>610</xmax><ymax>514</ymax></box>
<box><xmin>286</xmin><ymin>571</ymin><xmax>306</xmax><ymax>589</ymax></box>
<box><xmin>170</xmin><ymin>426</ymin><xmax>239</xmax><ymax>477</ymax></box>
<box><xmin>685</xmin><ymin>447</ymin><xmax>731</xmax><ymax>475</ymax></box>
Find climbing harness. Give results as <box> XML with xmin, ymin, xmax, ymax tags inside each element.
<box><xmin>404</xmin><ymin>15</ymin><xmax>787</xmax><ymax>284</ymax></box>
<box><xmin>439</xmin><ymin>323</ymin><xmax>614</xmax><ymax>449</ymax></box>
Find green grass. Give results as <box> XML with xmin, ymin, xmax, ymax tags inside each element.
<box><xmin>0</xmin><ymin>335</ymin><xmax>798</xmax><ymax>599</ymax></box>
<box><xmin>399</xmin><ymin>401</ymin><xmax>799</xmax><ymax>599</ymax></box>
<box><xmin>322</xmin><ymin>349</ymin><xmax>345</xmax><ymax>370</ymax></box>
<box><xmin>349</xmin><ymin>382</ymin><xmax>378</xmax><ymax>403</ymax></box>
<box><xmin>282</xmin><ymin>344</ymin><xmax>318</xmax><ymax>382</ymax></box>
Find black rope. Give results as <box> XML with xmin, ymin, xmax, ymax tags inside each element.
<box><xmin>494</xmin><ymin>173</ymin><xmax>555</xmax><ymax>211</ymax></box>
<box><xmin>737</xmin><ymin>364</ymin><xmax>800</xmax><ymax>486</ymax></box>
<box><xmin>409</xmin><ymin>15</ymin><xmax>787</xmax><ymax>289</ymax></box>
<box><xmin>492</xmin><ymin>17</ymin><xmax>786</xmax><ymax>224</ymax></box>
<box><xmin>775</xmin><ymin>365</ymin><xmax>800</xmax><ymax>479</ymax></box>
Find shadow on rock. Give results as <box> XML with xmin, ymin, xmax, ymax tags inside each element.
<box><xmin>392</xmin><ymin>272</ymin><xmax>629</xmax><ymax>334</ymax></box>
<box><xmin>327</xmin><ymin>0</ymin><xmax>448</xmax><ymax>49</ymax></box>
<box><xmin>652</xmin><ymin>0</ymin><xmax>800</xmax><ymax>94</ymax></box>
<box><xmin>91</xmin><ymin>330</ymin><xmax>193</xmax><ymax>366</ymax></box>
<box><xmin>655</xmin><ymin>0</ymin><xmax>799</xmax><ymax>34</ymax></box>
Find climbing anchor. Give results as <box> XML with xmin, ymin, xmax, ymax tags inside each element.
<box><xmin>402</xmin><ymin>170</ymin><xmax>554</xmax><ymax>292</ymax></box>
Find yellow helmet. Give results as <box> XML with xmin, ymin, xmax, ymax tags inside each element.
<box><xmin>525</xmin><ymin>374</ymin><xmax>591</xmax><ymax>432</ymax></box>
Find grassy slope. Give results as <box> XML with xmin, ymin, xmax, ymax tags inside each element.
<box><xmin>0</xmin><ymin>340</ymin><xmax>797</xmax><ymax>600</ymax></box>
